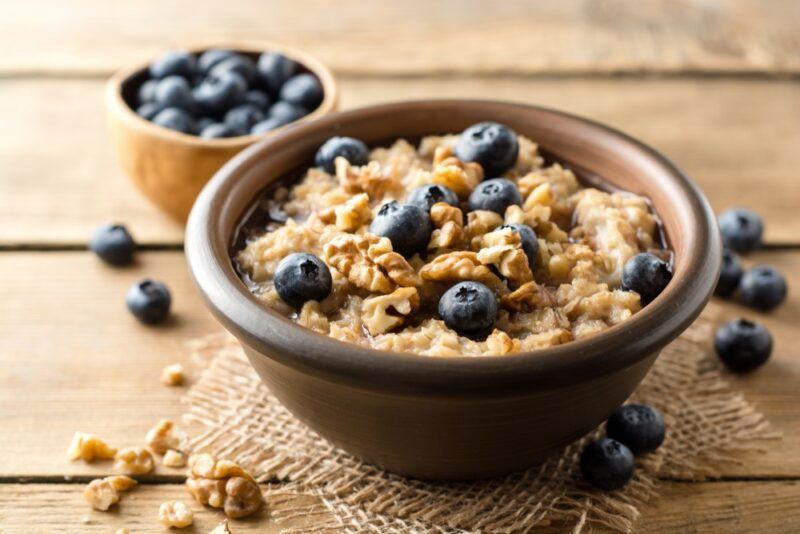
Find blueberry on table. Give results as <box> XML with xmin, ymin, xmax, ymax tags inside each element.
<box><xmin>250</xmin><ymin>118</ymin><xmax>285</xmax><ymax>135</ymax></box>
<box><xmin>718</xmin><ymin>208</ymin><xmax>763</xmax><ymax>254</ymax></box>
<box><xmin>279</xmin><ymin>73</ymin><xmax>323</xmax><ymax>110</ymax></box>
<box><xmin>197</xmin><ymin>48</ymin><xmax>238</xmax><ymax>75</ymax></box>
<box><xmin>243</xmin><ymin>89</ymin><xmax>272</xmax><ymax>110</ymax></box>
<box><xmin>455</xmin><ymin>121</ymin><xmax>519</xmax><ymax>177</ymax></box>
<box><xmin>621</xmin><ymin>253</ymin><xmax>672</xmax><ymax>304</ymax></box>
<box><xmin>210</xmin><ymin>55</ymin><xmax>258</xmax><ymax>86</ymax></box>
<box><xmin>468</xmin><ymin>178</ymin><xmax>522</xmax><ymax>215</ymax></box>
<box><xmin>149</xmin><ymin>50</ymin><xmax>196</xmax><ymax>79</ymax></box>
<box><xmin>89</xmin><ymin>224</ymin><xmax>136</xmax><ymax>266</ymax></box>
<box><xmin>580</xmin><ymin>438</ymin><xmax>635</xmax><ymax>491</ymax></box>
<box><xmin>274</xmin><ymin>253</ymin><xmax>333</xmax><ymax>308</ymax></box>
<box><xmin>154</xmin><ymin>76</ymin><xmax>196</xmax><ymax>112</ymax></box>
<box><xmin>136</xmin><ymin>102</ymin><xmax>163</xmax><ymax>121</ymax></box>
<box><xmin>152</xmin><ymin>108</ymin><xmax>194</xmax><ymax>134</ymax></box>
<box><xmin>714</xmin><ymin>318</ymin><xmax>772</xmax><ymax>372</ymax></box>
<box><xmin>200</xmin><ymin>122</ymin><xmax>238</xmax><ymax>139</ymax></box>
<box><xmin>715</xmin><ymin>248</ymin><xmax>743</xmax><ymax>298</ymax></box>
<box><xmin>258</xmin><ymin>52</ymin><xmax>298</xmax><ymax>95</ymax></box>
<box><xmin>137</xmin><ymin>79</ymin><xmax>158</xmax><ymax>104</ymax></box>
<box><xmin>224</xmin><ymin>104</ymin><xmax>265</xmax><ymax>135</ymax></box>
<box><xmin>407</xmin><ymin>184</ymin><xmax>460</xmax><ymax>212</ymax></box>
<box><xmin>193</xmin><ymin>71</ymin><xmax>248</xmax><ymax>114</ymax></box>
<box><xmin>606</xmin><ymin>404</ymin><xmax>665</xmax><ymax>455</ymax></box>
<box><xmin>738</xmin><ymin>265</ymin><xmax>787</xmax><ymax>311</ymax></box>
<box><xmin>126</xmin><ymin>279</ymin><xmax>172</xmax><ymax>324</ymax></box>
<box><xmin>268</xmin><ymin>101</ymin><xmax>308</xmax><ymax>124</ymax></box>
<box><xmin>368</xmin><ymin>201</ymin><xmax>432</xmax><ymax>258</ymax></box>
<box><xmin>500</xmin><ymin>223</ymin><xmax>539</xmax><ymax>269</ymax></box>
<box><xmin>438</xmin><ymin>281</ymin><xmax>498</xmax><ymax>339</ymax></box>
<box><xmin>314</xmin><ymin>137</ymin><xmax>370</xmax><ymax>174</ymax></box>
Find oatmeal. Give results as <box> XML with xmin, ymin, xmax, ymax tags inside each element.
<box><xmin>235</xmin><ymin>123</ymin><xmax>672</xmax><ymax>356</ymax></box>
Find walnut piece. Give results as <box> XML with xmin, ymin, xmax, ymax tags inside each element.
<box><xmin>428</xmin><ymin>202</ymin><xmax>464</xmax><ymax>249</ymax></box>
<box><xmin>68</xmin><ymin>432</ymin><xmax>116</xmax><ymax>462</ymax></box>
<box><xmin>334</xmin><ymin>192</ymin><xmax>372</xmax><ymax>231</ymax></box>
<box><xmin>163</xmin><ymin>449</ymin><xmax>187</xmax><ymax>468</ymax></box>
<box><xmin>114</xmin><ymin>447</ymin><xmax>155</xmax><ymax>475</ymax></box>
<box><xmin>476</xmin><ymin>228</ymin><xmax>533</xmax><ymax>285</ymax></box>
<box><xmin>146</xmin><ymin>419</ymin><xmax>182</xmax><ymax>455</ymax></box>
<box><xmin>362</xmin><ymin>287</ymin><xmax>420</xmax><ymax>335</ymax></box>
<box><xmin>500</xmin><ymin>281</ymin><xmax>557</xmax><ymax>312</ymax></box>
<box><xmin>323</xmin><ymin>233</ymin><xmax>394</xmax><ymax>293</ymax></box>
<box><xmin>336</xmin><ymin>158</ymin><xmax>401</xmax><ymax>200</ymax></box>
<box><xmin>161</xmin><ymin>363</ymin><xmax>185</xmax><ymax>386</ymax></box>
<box><xmin>116</xmin><ymin>529</ymin><xmax>130</xmax><ymax>534</ymax></box>
<box><xmin>485</xmin><ymin>330</ymin><xmax>520</xmax><ymax>355</ymax></box>
<box><xmin>159</xmin><ymin>500</ymin><xmax>194</xmax><ymax>528</ymax></box>
<box><xmin>209</xmin><ymin>521</ymin><xmax>232</xmax><ymax>534</ymax></box>
<box><xmin>464</xmin><ymin>210</ymin><xmax>504</xmax><ymax>250</ymax></box>
<box><xmin>84</xmin><ymin>476</ymin><xmax>136</xmax><ymax>511</ymax></box>
<box><xmin>419</xmin><ymin>251</ymin><xmax>507</xmax><ymax>295</ymax></box>
<box><xmin>428</xmin><ymin>146</ymin><xmax>483</xmax><ymax>198</ymax></box>
<box><xmin>186</xmin><ymin>453</ymin><xmax>263</xmax><ymax>519</ymax></box>
<box><xmin>366</xmin><ymin>236</ymin><xmax>421</xmax><ymax>287</ymax></box>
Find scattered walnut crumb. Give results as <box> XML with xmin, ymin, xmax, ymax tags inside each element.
<box><xmin>159</xmin><ymin>500</ymin><xmax>194</xmax><ymax>528</ymax></box>
<box><xmin>186</xmin><ymin>453</ymin><xmax>264</xmax><ymax>519</ymax></box>
<box><xmin>115</xmin><ymin>529</ymin><xmax>130</xmax><ymax>534</ymax></box>
<box><xmin>84</xmin><ymin>475</ymin><xmax>137</xmax><ymax>511</ymax></box>
<box><xmin>209</xmin><ymin>520</ymin><xmax>232</xmax><ymax>534</ymax></box>
<box><xmin>68</xmin><ymin>432</ymin><xmax>117</xmax><ymax>462</ymax></box>
<box><xmin>163</xmin><ymin>449</ymin><xmax>187</xmax><ymax>468</ymax></box>
<box><xmin>161</xmin><ymin>363</ymin><xmax>185</xmax><ymax>386</ymax></box>
<box><xmin>114</xmin><ymin>447</ymin><xmax>155</xmax><ymax>475</ymax></box>
<box><xmin>146</xmin><ymin>419</ymin><xmax>182</xmax><ymax>455</ymax></box>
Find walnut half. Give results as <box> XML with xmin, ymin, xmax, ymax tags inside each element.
<box><xmin>84</xmin><ymin>475</ymin><xmax>137</xmax><ymax>511</ymax></box>
<box><xmin>185</xmin><ymin>453</ymin><xmax>264</xmax><ymax>519</ymax></box>
<box><xmin>361</xmin><ymin>287</ymin><xmax>420</xmax><ymax>335</ymax></box>
<box><xmin>158</xmin><ymin>500</ymin><xmax>194</xmax><ymax>528</ymax></box>
<box><xmin>114</xmin><ymin>447</ymin><xmax>155</xmax><ymax>475</ymax></box>
<box><xmin>145</xmin><ymin>419</ymin><xmax>182</xmax><ymax>455</ymax></box>
<box><xmin>68</xmin><ymin>432</ymin><xmax>116</xmax><ymax>462</ymax></box>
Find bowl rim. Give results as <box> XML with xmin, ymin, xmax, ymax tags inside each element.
<box><xmin>105</xmin><ymin>41</ymin><xmax>339</xmax><ymax>147</ymax></box>
<box><xmin>186</xmin><ymin>99</ymin><xmax>721</xmax><ymax>397</ymax></box>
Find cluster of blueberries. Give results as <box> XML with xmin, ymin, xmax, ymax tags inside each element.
<box><xmin>134</xmin><ymin>49</ymin><xmax>323</xmax><ymax>138</ymax></box>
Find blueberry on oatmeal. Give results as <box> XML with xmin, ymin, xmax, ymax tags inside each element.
<box><xmin>718</xmin><ymin>208</ymin><xmax>763</xmax><ymax>254</ymax></box>
<box><xmin>455</xmin><ymin>122</ymin><xmax>519</xmax><ymax>177</ymax></box>
<box><xmin>606</xmin><ymin>404</ymin><xmax>665</xmax><ymax>455</ymax></box>
<box><xmin>714</xmin><ymin>318</ymin><xmax>772</xmax><ymax>372</ymax></box>
<box><xmin>621</xmin><ymin>253</ymin><xmax>672</xmax><ymax>304</ymax></box>
<box><xmin>468</xmin><ymin>178</ymin><xmax>522</xmax><ymax>215</ymax></box>
<box><xmin>89</xmin><ymin>224</ymin><xmax>136</xmax><ymax>266</ymax></box>
<box><xmin>407</xmin><ymin>184</ymin><xmax>460</xmax><ymax>212</ymax></box>
<box><xmin>438</xmin><ymin>281</ymin><xmax>498</xmax><ymax>339</ymax></box>
<box><xmin>580</xmin><ymin>438</ymin><xmax>635</xmax><ymax>491</ymax></box>
<box><xmin>314</xmin><ymin>137</ymin><xmax>370</xmax><ymax>174</ymax></box>
<box><xmin>500</xmin><ymin>223</ymin><xmax>538</xmax><ymax>269</ymax></box>
<box><xmin>738</xmin><ymin>265</ymin><xmax>787</xmax><ymax>311</ymax></box>
<box><xmin>149</xmin><ymin>50</ymin><xmax>196</xmax><ymax>80</ymax></box>
<box><xmin>274</xmin><ymin>253</ymin><xmax>333</xmax><ymax>308</ymax></box>
<box><xmin>126</xmin><ymin>279</ymin><xmax>172</xmax><ymax>324</ymax></box>
<box><xmin>715</xmin><ymin>248</ymin><xmax>743</xmax><ymax>298</ymax></box>
<box><xmin>368</xmin><ymin>201</ymin><xmax>432</xmax><ymax>258</ymax></box>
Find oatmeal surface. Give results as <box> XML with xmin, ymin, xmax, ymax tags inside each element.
<box><xmin>236</xmin><ymin>133</ymin><xmax>667</xmax><ymax>356</ymax></box>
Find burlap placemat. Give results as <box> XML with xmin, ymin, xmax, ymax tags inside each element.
<box><xmin>181</xmin><ymin>310</ymin><xmax>777</xmax><ymax>533</ymax></box>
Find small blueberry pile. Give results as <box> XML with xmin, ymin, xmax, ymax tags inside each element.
<box><xmin>581</xmin><ymin>403</ymin><xmax>665</xmax><ymax>490</ymax></box>
<box><xmin>134</xmin><ymin>49</ymin><xmax>323</xmax><ymax>138</ymax></box>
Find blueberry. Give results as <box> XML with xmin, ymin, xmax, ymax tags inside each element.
<box><xmin>621</xmin><ymin>253</ymin><xmax>672</xmax><ymax>304</ymax></box>
<box><xmin>197</xmin><ymin>49</ymin><xmax>238</xmax><ymax>75</ymax></box>
<box><xmin>126</xmin><ymin>279</ymin><xmax>172</xmax><ymax>324</ymax></box>
<box><xmin>224</xmin><ymin>104</ymin><xmax>265</xmax><ymax>134</ymax></box>
<box><xmin>500</xmin><ymin>223</ymin><xmax>539</xmax><ymax>269</ymax></box>
<box><xmin>438</xmin><ymin>281</ymin><xmax>498</xmax><ymax>339</ymax></box>
<box><xmin>210</xmin><ymin>55</ymin><xmax>258</xmax><ymax>86</ymax></box>
<box><xmin>368</xmin><ymin>201</ymin><xmax>432</xmax><ymax>258</ymax></box>
<box><xmin>718</xmin><ymin>208</ymin><xmax>763</xmax><ymax>254</ymax></box>
<box><xmin>243</xmin><ymin>89</ymin><xmax>272</xmax><ymax>110</ymax></box>
<box><xmin>738</xmin><ymin>265</ymin><xmax>787</xmax><ymax>311</ymax></box>
<box><xmin>193</xmin><ymin>71</ymin><xmax>247</xmax><ymax>114</ymax></box>
<box><xmin>89</xmin><ymin>224</ymin><xmax>136</xmax><ymax>266</ymax></box>
<box><xmin>149</xmin><ymin>50</ymin><xmax>196</xmax><ymax>79</ymax></box>
<box><xmin>257</xmin><ymin>52</ymin><xmax>298</xmax><ymax>95</ymax></box>
<box><xmin>279</xmin><ymin>73</ymin><xmax>323</xmax><ymax>110</ymax></box>
<box><xmin>314</xmin><ymin>137</ymin><xmax>370</xmax><ymax>174</ymax></box>
<box><xmin>406</xmin><ymin>184</ymin><xmax>460</xmax><ymax>212</ymax></box>
<box><xmin>580</xmin><ymin>438</ymin><xmax>635</xmax><ymax>491</ymax></box>
<box><xmin>606</xmin><ymin>404</ymin><xmax>665</xmax><ymax>455</ymax></box>
<box><xmin>152</xmin><ymin>108</ymin><xmax>194</xmax><ymax>134</ymax></box>
<box><xmin>715</xmin><ymin>249</ymin><xmax>743</xmax><ymax>298</ymax></box>
<box><xmin>268</xmin><ymin>101</ymin><xmax>308</xmax><ymax>124</ymax></box>
<box><xmin>250</xmin><ymin>118</ymin><xmax>285</xmax><ymax>135</ymax></box>
<box><xmin>468</xmin><ymin>178</ymin><xmax>522</xmax><ymax>215</ymax></box>
<box><xmin>154</xmin><ymin>76</ymin><xmax>196</xmax><ymax>112</ymax></box>
<box><xmin>455</xmin><ymin>122</ymin><xmax>519</xmax><ymax>177</ymax></box>
<box><xmin>274</xmin><ymin>253</ymin><xmax>332</xmax><ymax>308</ymax></box>
<box><xmin>136</xmin><ymin>102</ymin><xmax>164</xmax><ymax>121</ymax></box>
<box><xmin>137</xmin><ymin>79</ymin><xmax>158</xmax><ymax>104</ymax></box>
<box><xmin>194</xmin><ymin>117</ymin><xmax>215</xmax><ymax>133</ymax></box>
<box><xmin>714</xmin><ymin>318</ymin><xmax>772</xmax><ymax>372</ymax></box>
<box><xmin>200</xmin><ymin>122</ymin><xmax>238</xmax><ymax>139</ymax></box>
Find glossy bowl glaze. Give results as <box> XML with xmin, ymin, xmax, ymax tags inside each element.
<box><xmin>106</xmin><ymin>43</ymin><xmax>338</xmax><ymax>222</ymax></box>
<box><xmin>186</xmin><ymin>100</ymin><xmax>721</xmax><ymax>480</ymax></box>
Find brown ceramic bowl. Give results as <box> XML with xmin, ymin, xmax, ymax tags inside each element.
<box><xmin>106</xmin><ymin>43</ymin><xmax>338</xmax><ymax>222</ymax></box>
<box><xmin>186</xmin><ymin>100</ymin><xmax>721</xmax><ymax>480</ymax></box>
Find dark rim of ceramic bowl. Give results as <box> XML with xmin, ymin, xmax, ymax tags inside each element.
<box><xmin>186</xmin><ymin>99</ymin><xmax>721</xmax><ymax>397</ymax></box>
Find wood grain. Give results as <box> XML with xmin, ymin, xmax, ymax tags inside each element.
<box><xmin>2</xmin><ymin>77</ymin><xmax>799</xmax><ymax>245</ymax></box>
<box><xmin>1</xmin><ymin>0</ymin><xmax>798</xmax><ymax>75</ymax></box>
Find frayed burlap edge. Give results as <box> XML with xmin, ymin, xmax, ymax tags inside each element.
<box><xmin>181</xmin><ymin>307</ymin><xmax>778</xmax><ymax>533</ymax></box>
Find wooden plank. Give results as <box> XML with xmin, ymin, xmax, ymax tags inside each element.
<box><xmin>0</xmin><ymin>481</ymin><xmax>799</xmax><ymax>532</ymax></box>
<box><xmin>0</xmin><ymin>250</ymin><xmax>798</xmax><ymax>480</ymax></box>
<box><xmin>1</xmin><ymin>0</ymin><xmax>798</xmax><ymax>75</ymax></box>
<box><xmin>2</xmin><ymin>77</ymin><xmax>799</xmax><ymax>246</ymax></box>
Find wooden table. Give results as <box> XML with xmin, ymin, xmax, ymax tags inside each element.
<box><xmin>1</xmin><ymin>1</ymin><xmax>798</xmax><ymax>531</ymax></box>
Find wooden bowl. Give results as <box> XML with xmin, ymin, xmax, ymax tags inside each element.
<box><xmin>105</xmin><ymin>43</ymin><xmax>338</xmax><ymax>222</ymax></box>
<box><xmin>185</xmin><ymin>100</ymin><xmax>721</xmax><ymax>480</ymax></box>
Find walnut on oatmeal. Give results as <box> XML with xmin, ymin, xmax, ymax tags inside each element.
<box><xmin>68</xmin><ymin>432</ymin><xmax>116</xmax><ymax>462</ymax></box>
<box><xmin>185</xmin><ymin>453</ymin><xmax>264</xmax><ymax>519</ymax></box>
<box><xmin>159</xmin><ymin>500</ymin><xmax>194</xmax><ymax>528</ymax></box>
<box><xmin>161</xmin><ymin>363</ymin><xmax>185</xmax><ymax>386</ymax></box>
<box><xmin>84</xmin><ymin>475</ymin><xmax>136</xmax><ymax>511</ymax></box>
<box><xmin>114</xmin><ymin>446</ymin><xmax>155</xmax><ymax>475</ymax></box>
<box><xmin>146</xmin><ymin>419</ymin><xmax>183</xmax><ymax>455</ymax></box>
